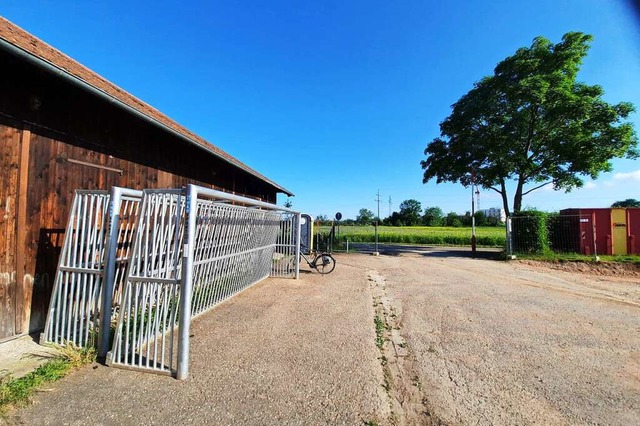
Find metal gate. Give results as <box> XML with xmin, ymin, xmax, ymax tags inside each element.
<box><xmin>271</xmin><ymin>213</ymin><xmax>300</xmax><ymax>278</ymax></box>
<box><xmin>107</xmin><ymin>184</ymin><xmax>300</xmax><ymax>379</ymax></box>
<box><xmin>107</xmin><ymin>189</ymin><xmax>184</xmax><ymax>374</ymax></box>
<box><xmin>41</xmin><ymin>188</ymin><xmax>142</xmax><ymax>350</ymax></box>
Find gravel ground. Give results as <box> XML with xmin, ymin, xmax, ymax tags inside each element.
<box><xmin>352</xmin><ymin>253</ymin><xmax>640</xmax><ymax>425</ymax></box>
<box><xmin>6</xmin><ymin>260</ymin><xmax>389</xmax><ymax>426</ymax></box>
<box><xmin>5</xmin><ymin>251</ymin><xmax>640</xmax><ymax>425</ymax></box>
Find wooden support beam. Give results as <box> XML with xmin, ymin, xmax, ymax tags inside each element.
<box><xmin>15</xmin><ymin>128</ymin><xmax>30</xmax><ymax>334</ymax></box>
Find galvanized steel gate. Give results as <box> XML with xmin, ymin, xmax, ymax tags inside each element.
<box><xmin>105</xmin><ymin>184</ymin><xmax>300</xmax><ymax>378</ymax></box>
<box><xmin>43</xmin><ymin>184</ymin><xmax>299</xmax><ymax>379</ymax></box>
<box><xmin>41</xmin><ymin>188</ymin><xmax>142</xmax><ymax>353</ymax></box>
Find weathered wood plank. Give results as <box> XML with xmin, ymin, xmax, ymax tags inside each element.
<box><xmin>0</xmin><ymin>125</ymin><xmax>20</xmax><ymax>339</ymax></box>
<box><xmin>14</xmin><ymin>128</ymin><xmax>30</xmax><ymax>334</ymax></box>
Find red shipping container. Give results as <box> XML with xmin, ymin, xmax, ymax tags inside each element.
<box><xmin>627</xmin><ymin>208</ymin><xmax>640</xmax><ymax>255</ymax></box>
<box><xmin>560</xmin><ymin>208</ymin><xmax>612</xmax><ymax>255</ymax></box>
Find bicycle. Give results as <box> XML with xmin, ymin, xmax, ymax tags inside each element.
<box><xmin>300</xmin><ymin>246</ymin><xmax>336</xmax><ymax>274</ymax></box>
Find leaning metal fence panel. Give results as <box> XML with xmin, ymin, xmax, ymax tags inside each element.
<box><xmin>107</xmin><ymin>189</ymin><xmax>185</xmax><ymax>375</ymax></box>
<box><xmin>97</xmin><ymin>187</ymin><xmax>143</xmax><ymax>357</ymax></box>
<box><xmin>42</xmin><ymin>188</ymin><xmax>142</xmax><ymax>350</ymax></box>
<box><xmin>41</xmin><ymin>190</ymin><xmax>110</xmax><ymax>347</ymax></box>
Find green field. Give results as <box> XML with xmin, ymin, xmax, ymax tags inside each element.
<box><xmin>318</xmin><ymin>225</ymin><xmax>506</xmax><ymax>247</ymax></box>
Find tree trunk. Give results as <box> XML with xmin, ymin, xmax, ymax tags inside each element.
<box><xmin>500</xmin><ymin>179</ymin><xmax>510</xmax><ymax>217</ymax></box>
<box><xmin>513</xmin><ymin>177</ymin><xmax>524</xmax><ymax>213</ymax></box>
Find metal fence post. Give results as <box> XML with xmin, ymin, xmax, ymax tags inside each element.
<box><xmin>98</xmin><ymin>187</ymin><xmax>122</xmax><ymax>358</ymax></box>
<box><xmin>295</xmin><ymin>213</ymin><xmax>301</xmax><ymax>279</ymax></box>
<box><xmin>177</xmin><ymin>185</ymin><xmax>197</xmax><ymax>380</ymax></box>
<box><xmin>506</xmin><ymin>216</ymin><xmax>513</xmax><ymax>257</ymax></box>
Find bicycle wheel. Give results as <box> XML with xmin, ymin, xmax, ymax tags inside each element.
<box><xmin>313</xmin><ymin>253</ymin><xmax>336</xmax><ymax>274</ymax></box>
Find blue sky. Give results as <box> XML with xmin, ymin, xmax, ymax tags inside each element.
<box><xmin>3</xmin><ymin>1</ymin><xmax>639</xmax><ymax>219</ymax></box>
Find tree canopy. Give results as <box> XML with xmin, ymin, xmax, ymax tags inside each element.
<box><xmin>611</xmin><ymin>199</ymin><xmax>640</xmax><ymax>208</ymax></box>
<box><xmin>356</xmin><ymin>208</ymin><xmax>375</xmax><ymax>224</ymax></box>
<box><xmin>399</xmin><ymin>199</ymin><xmax>422</xmax><ymax>225</ymax></box>
<box><xmin>423</xmin><ymin>206</ymin><xmax>444</xmax><ymax>226</ymax></box>
<box><xmin>421</xmin><ymin>32</ymin><xmax>638</xmax><ymax>216</ymax></box>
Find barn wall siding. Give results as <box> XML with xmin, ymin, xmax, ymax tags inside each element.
<box><xmin>0</xmin><ymin>48</ymin><xmax>280</xmax><ymax>339</ymax></box>
<box><xmin>0</xmin><ymin>126</ymin><xmax>20</xmax><ymax>339</ymax></box>
<box><xmin>0</xmin><ymin>123</ymin><xmax>276</xmax><ymax>338</ymax></box>
<box><xmin>19</xmin><ymin>129</ymin><xmax>232</xmax><ymax>334</ymax></box>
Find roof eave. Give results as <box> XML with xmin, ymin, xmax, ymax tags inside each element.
<box><xmin>0</xmin><ymin>35</ymin><xmax>294</xmax><ymax>197</ymax></box>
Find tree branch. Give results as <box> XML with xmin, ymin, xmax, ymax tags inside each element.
<box><xmin>524</xmin><ymin>105</ymin><xmax>538</xmax><ymax>158</ymax></box>
<box><xmin>522</xmin><ymin>181</ymin><xmax>553</xmax><ymax>196</ymax></box>
<box><xmin>488</xmin><ymin>186</ymin><xmax>503</xmax><ymax>195</ymax></box>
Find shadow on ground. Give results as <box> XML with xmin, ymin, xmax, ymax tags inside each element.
<box><xmin>342</xmin><ymin>243</ymin><xmax>504</xmax><ymax>260</ymax></box>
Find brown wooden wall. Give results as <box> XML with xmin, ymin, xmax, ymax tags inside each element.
<box><xmin>1</xmin><ymin>122</ymin><xmax>277</xmax><ymax>340</ymax></box>
<box><xmin>0</xmin><ymin>46</ymin><xmax>285</xmax><ymax>340</ymax></box>
<box><xmin>0</xmin><ymin>126</ymin><xmax>20</xmax><ymax>339</ymax></box>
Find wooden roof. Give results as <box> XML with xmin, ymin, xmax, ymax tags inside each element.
<box><xmin>0</xmin><ymin>16</ymin><xmax>292</xmax><ymax>196</ymax></box>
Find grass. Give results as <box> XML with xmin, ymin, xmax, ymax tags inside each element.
<box><xmin>0</xmin><ymin>342</ymin><xmax>96</xmax><ymax>414</ymax></box>
<box><xmin>374</xmin><ymin>315</ymin><xmax>385</xmax><ymax>349</ymax></box>
<box><xmin>515</xmin><ymin>252</ymin><xmax>640</xmax><ymax>264</ymax></box>
<box><xmin>320</xmin><ymin>225</ymin><xmax>506</xmax><ymax>247</ymax></box>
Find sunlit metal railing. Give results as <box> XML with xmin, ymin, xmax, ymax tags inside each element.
<box><xmin>107</xmin><ymin>184</ymin><xmax>300</xmax><ymax>378</ymax></box>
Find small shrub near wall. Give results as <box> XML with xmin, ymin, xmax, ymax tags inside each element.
<box><xmin>511</xmin><ymin>211</ymin><xmax>550</xmax><ymax>254</ymax></box>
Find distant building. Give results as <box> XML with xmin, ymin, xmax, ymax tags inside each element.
<box><xmin>480</xmin><ymin>208</ymin><xmax>506</xmax><ymax>223</ymax></box>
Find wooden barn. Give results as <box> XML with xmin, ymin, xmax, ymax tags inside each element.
<box><xmin>0</xmin><ymin>17</ymin><xmax>293</xmax><ymax>341</ymax></box>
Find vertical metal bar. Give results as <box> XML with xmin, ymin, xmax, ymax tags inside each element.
<box><xmin>177</xmin><ymin>185</ymin><xmax>197</xmax><ymax>380</ymax></box>
<box><xmin>506</xmin><ymin>217</ymin><xmax>513</xmax><ymax>257</ymax></box>
<box><xmin>295</xmin><ymin>213</ymin><xmax>301</xmax><ymax>279</ymax></box>
<box><xmin>99</xmin><ymin>187</ymin><xmax>123</xmax><ymax>357</ymax></box>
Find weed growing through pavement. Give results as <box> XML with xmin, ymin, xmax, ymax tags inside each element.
<box><xmin>374</xmin><ymin>316</ymin><xmax>385</xmax><ymax>349</ymax></box>
<box><xmin>0</xmin><ymin>342</ymin><xmax>96</xmax><ymax>414</ymax></box>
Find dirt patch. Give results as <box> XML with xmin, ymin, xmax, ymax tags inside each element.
<box><xmin>363</xmin><ymin>253</ymin><xmax>640</xmax><ymax>425</ymax></box>
<box><xmin>367</xmin><ymin>269</ymin><xmax>436</xmax><ymax>425</ymax></box>
<box><xmin>517</xmin><ymin>259</ymin><xmax>640</xmax><ymax>277</ymax></box>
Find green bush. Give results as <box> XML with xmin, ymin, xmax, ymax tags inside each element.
<box><xmin>511</xmin><ymin>210</ymin><xmax>550</xmax><ymax>254</ymax></box>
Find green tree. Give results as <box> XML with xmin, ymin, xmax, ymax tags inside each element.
<box><xmin>611</xmin><ymin>199</ymin><xmax>640</xmax><ymax>207</ymax></box>
<box><xmin>423</xmin><ymin>206</ymin><xmax>444</xmax><ymax>226</ymax></box>
<box><xmin>474</xmin><ymin>210</ymin><xmax>488</xmax><ymax>226</ymax></box>
<box><xmin>399</xmin><ymin>199</ymin><xmax>422</xmax><ymax>226</ymax></box>
<box><xmin>384</xmin><ymin>211</ymin><xmax>403</xmax><ymax>226</ymax></box>
<box><xmin>421</xmin><ymin>32</ymin><xmax>638</xmax><ymax>216</ymax></box>
<box><xmin>356</xmin><ymin>208</ymin><xmax>375</xmax><ymax>225</ymax></box>
<box><xmin>445</xmin><ymin>212</ymin><xmax>462</xmax><ymax>227</ymax></box>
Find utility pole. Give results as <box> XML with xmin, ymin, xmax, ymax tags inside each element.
<box><xmin>388</xmin><ymin>196</ymin><xmax>392</xmax><ymax>217</ymax></box>
<box><xmin>471</xmin><ymin>175</ymin><xmax>477</xmax><ymax>255</ymax></box>
<box><xmin>374</xmin><ymin>190</ymin><xmax>381</xmax><ymax>256</ymax></box>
